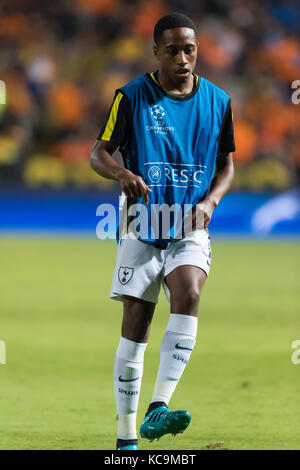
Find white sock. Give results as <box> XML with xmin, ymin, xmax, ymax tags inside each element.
<box><xmin>151</xmin><ymin>314</ymin><xmax>197</xmax><ymax>406</ymax></box>
<box><xmin>113</xmin><ymin>337</ymin><xmax>147</xmax><ymax>440</ymax></box>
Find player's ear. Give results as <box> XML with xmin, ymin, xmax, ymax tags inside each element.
<box><xmin>153</xmin><ymin>44</ymin><xmax>159</xmax><ymax>60</ymax></box>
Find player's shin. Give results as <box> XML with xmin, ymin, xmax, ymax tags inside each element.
<box><xmin>113</xmin><ymin>337</ymin><xmax>147</xmax><ymax>440</ymax></box>
<box><xmin>151</xmin><ymin>314</ymin><xmax>197</xmax><ymax>407</ymax></box>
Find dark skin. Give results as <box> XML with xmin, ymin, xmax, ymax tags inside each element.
<box><xmin>91</xmin><ymin>27</ymin><xmax>234</xmax><ymax>343</ymax></box>
<box><xmin>153</xmin><ymin>27</ymin><xmax>198</xmax><ymax>93</ymax></box>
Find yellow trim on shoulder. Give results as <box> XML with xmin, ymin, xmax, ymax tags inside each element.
<box><xmin>150</xmin><ymin>72</ymin><xmax>160</xmax><ymax>87</ymax></box>
<box><xmin>101</xmin><ymin>92</ymin><xmax>123</xmax><ymax>141</ymax></box>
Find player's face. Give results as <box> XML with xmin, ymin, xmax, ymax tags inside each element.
<box><xmin>153</xmin><ymin>27</ymin><xmax>198</xmax><ymax>84</ymax></box>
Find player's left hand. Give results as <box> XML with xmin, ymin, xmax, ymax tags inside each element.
<box><xmin>192</xmin><ymin>198</ymin><xmax>216</xmax><ymax>229</ymax></box>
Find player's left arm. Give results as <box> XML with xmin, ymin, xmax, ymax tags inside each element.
<box><xmin>193</xmin><ymin>98</ymin><xmax>235</xmax><ymax>229</ymax></box>
<box><xmin>197</xmin><ymin>152</ymin><xmax>234</xmax><ymax>228</ymax></box>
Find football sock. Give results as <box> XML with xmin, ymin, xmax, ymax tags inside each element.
<box><xmin>116</xmin><ymin>438</ymin><xmax>138</xmax><ymax>450</ymax></box>
<box><xmin>151</xmin><ymin>314</ymin><xmax>197</xmax><ymax>406</ymax></box>
<box><xmin>114</xmin><ymin>337</ymin><xmax>147</xmax><ymax>440</ymax></box>
<box><xmin>145</xmin><ymin>400</ymin><xmax>168</xmax><ymax>416</ymax></box>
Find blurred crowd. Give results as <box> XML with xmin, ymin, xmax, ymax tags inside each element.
<box><xmin>0</xmin><ymin>0</ymin><xmax>299</xmax><ymax>191</ymax></box>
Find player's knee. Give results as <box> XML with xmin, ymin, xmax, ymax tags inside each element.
<box><xmin>173</xmin><ymin>286</ymin><xmax>200</xmax><ymax>311</ymax></box>
<box><xmin>184</xmin><ymin>289</ymin><xmax>200</xmax><ymax>308</ymax></box>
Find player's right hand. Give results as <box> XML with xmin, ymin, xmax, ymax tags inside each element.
<box><xmin>118</xmin><ymin>169</ymin><xmax>152</xmax><ymax>204</ymax></box>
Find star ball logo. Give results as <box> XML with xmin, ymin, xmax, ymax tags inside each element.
<box><xmin>150</xmin><ymin>105</ymin><xmax>165</xmax><ymax>121</ymax></box>
<box><xmin>147</xmin><ymin>105</ymin><xmax>174</xmax><ymax>136</ymax></box>
<box><xmin>148</xmin><ymin>165</ymin><xmax>161</xmax><ymax>183</ymax></box>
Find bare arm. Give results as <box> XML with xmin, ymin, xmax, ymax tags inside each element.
<box><xmin>193</xmin><ymin>152</ymin><xmax>234</xmax><ymax>228</ymax></box>
<box><xmin>206</xmin><ymin>152</ymin><xmax>234</xmax><ymax>208</ymax></box>
<box><xmin>90</xmin><ymin>140</ymin><xmax>151</xmax><ymax>204</ymax></box>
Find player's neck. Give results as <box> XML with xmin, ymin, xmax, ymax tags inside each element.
<box><xmin>157</xmin><ymin>70</ymin><xmax>194</xmax><ymax>95</ymax></box>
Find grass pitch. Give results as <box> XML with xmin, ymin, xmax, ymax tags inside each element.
<box><xmin>0</xmin><ymin>238</ymin><xmax>299</xmax><ymax>450</ymax></box>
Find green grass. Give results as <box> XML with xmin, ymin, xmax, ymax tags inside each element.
<box><xmin>0</xmin><ymin>239</ymin><xmax>299</xmax><ymax>450</ymax></box>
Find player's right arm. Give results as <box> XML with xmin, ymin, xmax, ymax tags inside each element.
<box><xmin>90</xmin><ymin>140</ymin><xmax>151</xmax><ymax>204</ymax></box>
<box><xmin>90</xmin><ymin>90</ymin><xmax>151</xmax><ymax>204</ymax></box>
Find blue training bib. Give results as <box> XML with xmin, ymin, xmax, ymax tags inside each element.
<box><xmin>118</xmin><ymin>73</ymin><xmax>230</xmax><ymax>247</ymax></box>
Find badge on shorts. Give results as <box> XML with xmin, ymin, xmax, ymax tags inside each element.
<box><xmin>118</xmin><ymin>267</ymin><xmax>134</xmax><ymax>285</ymax></box>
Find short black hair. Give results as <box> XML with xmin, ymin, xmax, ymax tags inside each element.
<box><xmin>153</xmin><ymin>12</ymin><xmax>198</xmax><ymax>46</ymax></box>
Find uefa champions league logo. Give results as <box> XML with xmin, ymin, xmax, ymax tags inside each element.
<box><xmin>148</xmin><ymin>165</ymin><xmax>161</xmax><ymax>183</ymax></box>
<box><xmin>150</xmin><ymin>105</ymin><xmax>165</xmax><ymax>120</ymax></box>
<box><xmin>147</xmin><ymin>104</ymin><xmax>174</xmax><ymax>135</ymax></box>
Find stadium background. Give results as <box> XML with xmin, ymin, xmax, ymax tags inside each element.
<box><xmin>0</xmin><ymin>0</ymin><xmax>299</xmax><ymax>450</ymax></box>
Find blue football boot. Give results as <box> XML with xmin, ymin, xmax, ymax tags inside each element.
<box><xmin>140</xmin><ymin>404</ymin><xmax>191</xmax><ymax>441</ymax></box>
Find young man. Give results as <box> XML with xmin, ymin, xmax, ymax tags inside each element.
<box><xmin>91</xmin><ymin>13</ymin><xmax>235</xmax><ymax>450</ymax></box>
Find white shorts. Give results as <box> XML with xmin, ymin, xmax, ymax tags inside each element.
<box><xmin>110</xmin><ymin>229</ymin><xmax>211</xmax><ymax>304</ymax></box>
